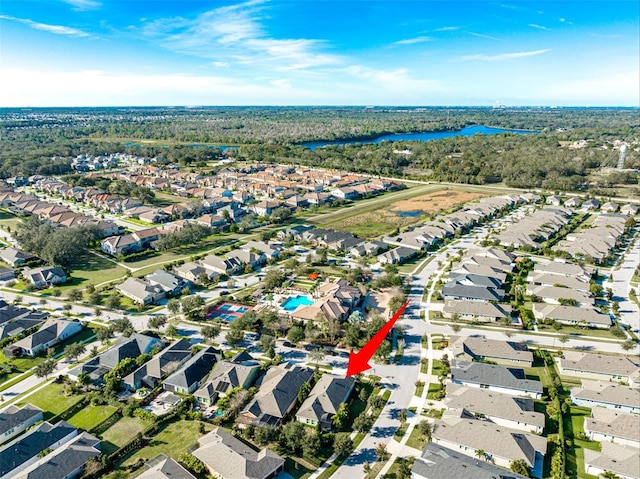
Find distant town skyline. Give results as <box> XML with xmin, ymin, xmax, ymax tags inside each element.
<box><xmin>0</xmin><ymin>0</ymin><xmax>638</xmax><ymax>107</ymax></box>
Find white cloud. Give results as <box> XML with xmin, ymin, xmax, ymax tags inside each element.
<box><xmin>434</xmin><ymin>26</ymin><xmax>459</xmax><ymax>32</ymax></box>
<box><xmin>589</xmin><ymin>33</ymin><xmax>622</xmax><ymax>39</ymax></box>
<box><xmin>213</xmin><ymin>62</ymin><xmax>229</xmax><ymax>68</ymax></box>
<box><xmin>0</xmin><ymin>14</ymin><xmax>90</xmax><ymax>37</ymax></box>
<box><xmin>394</xmin><ymin>36</ymin><xmax>434</xmax><ymax>45</ymax></box>
<box><xmin>140</xmin><ymin>0</ymin><xmax>340</xmax><ymax>72</ymax></box>
<box><xmin>461</xmin><ymin>49</ymin><xmax>550</xmax><ymax>61</ymax></box>
<box><xmin>466</xmin><ymin>31</ymin><xmax>502</xmax><ymax>41</ymax></box>
<box><xmin>529</xmin><ymin>23</ymin><xmax>551</xmax><ymax>31</ymax></box>
<box><xmin>61</xmin><ymin>0</ymin><xmax>101</xmax><ymax>10</ymax></box>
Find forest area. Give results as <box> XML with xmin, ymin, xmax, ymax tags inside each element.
<box><xmin>0</xmin><ymin>106</ymin><xmax>638</xmax><ymax>193</ymax></box>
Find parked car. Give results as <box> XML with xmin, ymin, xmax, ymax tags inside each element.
<box><xmin>282</xmin><ymin>341</ymin><xmax>293</xmax><ymax>347</ymax></box>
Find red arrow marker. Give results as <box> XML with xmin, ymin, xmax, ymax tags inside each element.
<box><xmin>346</xmin><ymin>300</ymin><xmax>410</xmax><ymax>377</ymax></box>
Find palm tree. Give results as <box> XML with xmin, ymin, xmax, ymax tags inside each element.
<box><xmin>309</xmin><ymin>348</ymin><xmax>325</xmax><ymax>369</ymax></box>
<box><xmin>601</xmin><ymin>471</ymin><xmax>621</xmax><ymax>479</ymax></box>
<box><xmin>475</xmin><ymin>449</ymin><xmax>487</xmax><ymax>461</ymax></box>
<box><xmin>363</xmin><ymin>462</ymin><xmax>372</xmax><ymax>478</ymax></box>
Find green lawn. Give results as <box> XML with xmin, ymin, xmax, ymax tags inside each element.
<box><xmin>0</xmin><ymin>209</ymin><xmax>24</xmax><ymax>231</ymax></box>
<box><xmin>414</xmin><ymin>381</ymin><xmax>425</xmax><ymax>397</ymax></box>
<box><xmin>285</xmin><ymin>457</ymin><xmax>314</xmax><ymax>479</ymax></box>
<box><xmin>393</xmin><ymin>421</ymin><xmax>409</xmax><ymax>441</ymax></box>
<box><xmin>565</xmin><ymin>406</ymin><xmax>601</xmax><ymax>479</ymax></box>
<box><xmin>405</xmin><ymin>426</ymin><xmax>428</xmax><ymax>450</ymax></box>
<box><xmin>343</xmin><ymin>382</ymin><xmax>374</xmax><ymax>431</ymax></box>
<box><xmin>537</xmin><ymin>323</ymin><xmax>618</xmax><ymax>339</ymax></box>
<box><xmin>426</xmin><ymin>383</ymin><xmax>444</xmax><ymax>400</ymax></box>
<box><xmin>122</xmin><ymin>419</ymin><xmax>212</xmax><ymax>466</ymax></box>
<box><xmin>66</xmin><ymin>404</ymin><xmax>118</xmax><ymax>431</ymax></box>
<box><xmin>16</xmin><ymin>382</ymin><xmax>84</xmax><ymax>420</ymax></box>
<box><xmin>100</xmin><ymin>416</ymin><xmax>148</xmax><ymax>455</ymax></box>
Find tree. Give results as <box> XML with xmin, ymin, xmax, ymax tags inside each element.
<box><xmin>333</xmin><ymin>434</ymin><xmax>353</xmax><ymax>457</ymax></box>
<box><xmin>67</xmin><ymin>289</ymin><xmax>82</xmax><ymax>302</ymax></box>
<box><xmin>97</xmin><ymin>327</ymin><xmax>112</xmax><ymax>343</ymax></box>
<box><xmin>621</xmin><ymin>339</ymin><xmax>637</xmax><ymax>355</ymax></box>
<box><xmin>363</xmin><ymin>462</ymin><xmax>372</xmax><ymax>478</ymax></box>
<box><xmin>398</xmin><ymin>408</ymin><xmax>407</xmax><ymax>423</ymax></box>
<box><xmin>166</xmin><ymin>324</ymin><xmax>178</xmax><ymax>337</ymax></box>
<box><xmin>353</xmin><ymin>412</ymin><xmax>372</xmax><ymax>432</ymax></box>
<box><xmin>167</xmin><ymin>298</ymin><xmax>181</xmax><ymax>316</ymax></box>
<box><xmin>374</xmin><ymin>442</ymin><xmax>389</xmax><ymax>462</ymax></box>
<box><xmin>601</xmin><ymin>471</ymin><xmax>622</xmax><ymax>479</ymax></box>
<box><xmin>417</xmin><ymin>420</ymin><xmax>432</xmax><ymax>441</ymax></box>
<box><xmin>279</xmin><ymin>421</ymin><xmax>305</xmax><ymax>454</ymax></box>
<box><xmin>302</xmin><ymin>430</ymin><xmax>321</xmax><ymax>458</ymax></box>
<box><xmin>148</xmin><ymin>315</ymin><xmax>168</xmax><ymax>330</ymax></box>
<box><xmin>287</xmin><ymin>325</ymin><xmax>305</xmax><ymax>345</ymax></box>
<box><xmin>510</xmin><ymin>459</ymin><xmax>532</xmax><ymax>477</ymax></box>
<box><xmin>35</xmin><ymin>359</ymin><xmax>57</xmax><ymax>379</ymax></box>
<box><xmin>105</xmin><ymin>293</ymin><xmax>121</xmax><ymax>310</ymax></box>
<box><xmin>332</xmin><ymin>402</ymin><xmax>348</xmax><ymax>430</ymax></box>
<box><xmin>201</xmin><ymin>324</ymin><xmax>221</xmax><ymax>342</ymax></box>
<box><xmin>64</xmin><ymin>342</ymin><xmax>86</xmax><ymax>363</ymax></box>
<box><xmin>181</xmin><ymin>295</ymin><xmax>205</xmax><ymax>321</ymax></box>
<box><xmin>450</xmin><ymin>321</ymin><xmax>462</xmax><ymax>333</ymax></box>
<box><xmin>258</xmin><ymin>334</ymin><xmax>276</xmax><ymax>357</ymax></box>
<box><xmin>225</xmin><ymin>327</ymin><xmax>244</xmax><ymax>346</ymax></box>
<box><xmin>308</xmin><ymin>348</ymin><xmax>325</xmax><ymax>369</ymax></box>
<box><xmin>88</xmin><ymin>291</ymin><xmax>103</xmax><ymax>305</ymax></box>
<box><xmin>397</xmin><ymin>457</ymin><xmax>413</xmax><ymax>479</ymax></box>
<box><xmin>263</xmin><ymin>268</ymin><xmax>286</xmax><ymax>290</ymax></box>
<box><xmin>474</xmin><ymin>449</ymin><xmax>487</xmax><ymax>461</ymax></box>
<box><xmin>558</xmin><ymin>334</ymin><xmax>570</xmax><ymax>345</ymax></box>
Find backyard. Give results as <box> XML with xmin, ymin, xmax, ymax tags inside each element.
<box><xmin>66</xmin><ymin>404</ymin><xmax>119</xmax><ymax>431</ymax></box>
<box><xmin>100</xmin><ymin>416</ymin><xmax>149</xmax><ymax>456</ymax></box>
<box><xmin>16</xmin><ymin>382</ymin><xmax>84</xmax><ymax>420</ymax></box>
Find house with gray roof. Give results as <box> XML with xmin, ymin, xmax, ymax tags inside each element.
<box><xmin>584</xmin><ymin>408</ymin><xmax>640</xmax><ymax>449</ymax></box>
<box><xmin>0</xmin><ymin>248</ymin><xmax>34</xmax><ymax>266</ymax></box>
<box><xmin>532</xmin><ymin>260</ymin><xmax>592</xmax><ymax>282</ymax></box>
<box><xmin>0</xmin><ymin>420</ymin><xmax>77</xmax><ymax>479</ymax></box>
<box><xmin>451</xmin><ymin>361</ymin><xmax>543</xmax><ymax>399</ymax></box>
<box><xmin>526</xmin><ymin>271</ymin><xmax>591</xmax><ymax>293</ymax></box>
<box><xmin>22</xmin><ymin>266</ymin><xmax>67</xmax><ymax>288</ymax></box>
<box><xmin>532</xmin><ymin>304</ymin><xmax>611</xmax><ymax>329</ymax></box>
<box><xmin>238</xmin><ymin>363</ymin><xmax>314</xmax><ymax>428</ymax></box>
<box><xmin>145</xmin><ymin>269</ymin><xmax>191</xmax><ymax>296</ymax></box>
<box><xmin>450</xmin><ymin>336</ymin><xmax>533</xmax><ymax>367</ymax></box>
<box><xmin>201</xmin><ymin>254</ymin><xmax>242</xmax><ymax>275</ymax></box>
<box><xmin>412</xmin><ymin>442</ymin><xmax>530</xmax><ymax>479</ymax></box>
<box><xmin>68</xmin><ymin>333</ymin><xmax>163</xmax><ymax>384</ymax></box>
<box><xmin>443</xmin><ymin>299</ymin><xmax>512</xmax><ymax>323</ymax></box>
<box><xmin>194</xmin><ymin>351</ymin><xmax>261</xmax><ymax>406</ymax></box>
<box><xmin>0</xmin><ymin>404</ymin><xmax>42</xmax><ymax>446</ymax></box>
<box><xmin>530</xmin><ymin>285</ymin><xmax>593</xmax><ymax>306</ymax></box>
<box><xmin>377</xmin><ymin>246</ymin><xmax>417</xmax><ymax>264</ymax></box>
<box><xmin>10</xmin><ymin>317</ymin><xmax>82</xmax><ymax>357</ymax></box>
<box><xmin>296</xmin><ymin>374</ymin><xmax>354</xmax><ymax>431</ymax></box>
<box><xmin>122</xmin><ymin>339</ymin><xmax>192</xmax><ymax>392</ymax></box>
<box><xmin>570</xmin><ymin>380</ymin><xmax>640</xmax><ymax>414</ymax></box>
<box><xmin>584</xmin><ymin>442</ymin><xmax>639</xmax><ymax>479</ymax></box>
<box><xmin>163</xmin><ymin>346</ymin><xmax>220</xmax><ymax>395</ymax></box>
<box><xmin>448</xmin><ymin>273</ymin><xmax>503</xmax><ymax>289</ymax></box>
<box><xmin>12</xmin><ymin>431</ymin><xmax>100</xmax><ymax>479</ymax></box>
<box><xmin>116</xmin><ymin>277</ymin><xmax>165</xmax><ymax>305</ymax></box>
<box><xmin>442</xmin><ymin>283</ymin><xmax>505</xmax><ymax>302</ymax></box>
<box><xmin>193</xmin><ymin>427</ymin><xmax>284</xmax><ymax>479</ymax></box>
<box><xmin>557</xmin><ymin>351</ymin><xmax>639</xmax><ymax>382</ymax></box>
<box><xmin>432</xmin><ymin>417</ymin><xmax>547</xmax><ymax>478</ymax></box>
<box><xmin>137</xmin><ymin>456</ymin><xmax>196</xmax><ymax>479</ymax></box>
<box><xmin>444</xmin><ymin>384</ymin><xmax>545</xmax><ymax>433</ymax></box>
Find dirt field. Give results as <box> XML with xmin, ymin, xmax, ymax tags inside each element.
<box><xmin>387</xmin><ymin>190</ymin><xmax>486</xmax><ymax>214</ymax></box>
<box><xmin>328</xmin><ymin>189</ymin><xmax>487</xmax><ymax>238</ymax></box>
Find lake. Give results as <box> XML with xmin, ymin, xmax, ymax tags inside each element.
<box><xmin>300</xmin><ymin>125</ymin><xmax>537</xmax><ymax>150</ymax></box>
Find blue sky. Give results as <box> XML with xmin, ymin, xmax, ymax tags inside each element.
<box><xmin>0</xmin><ymin>0</ymin><xmax>638</xmax><ymax>106</ymax></box>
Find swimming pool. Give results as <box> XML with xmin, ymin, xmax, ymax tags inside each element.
<box><xmin>281</xmin><ymin>295</ymin><xmax>314</xmax><ymax>312</ymax></box>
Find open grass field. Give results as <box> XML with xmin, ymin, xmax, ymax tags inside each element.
<box><xmin>17</xmin><ymin>382</ymin><xmax>84</xmax><ymax>420</ymax></box>
<box><xmin>121</xmin><ymin>419</ymin><xmax>213</xmax><ymax>466</ymax></box>
<box><xmin>67</xmin><ymin>404</ymin><xmax>118</xmax><ymax>431</ymax></box>
<box><xmin>100</xmin><ymin>416</ymin><xmax>148</xmax><ymax>455</ymax></box>
<box><xmin>317</xmin><ymin>187</ymin><xmax>487</xmax><ymax>238</ymax></box>
<box><xmin>0</xmin><ymin>209</ymin><xmax>24</xmax><ymax>231</ymax></box>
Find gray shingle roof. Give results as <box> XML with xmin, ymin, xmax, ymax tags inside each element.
<box><xmin>137</xmin><ymin>456</ymin><xmax>196</xmax><ymax>479</ymax></box>
<box><xmin>163</xmin><ymin>346</ymin><xmax>220</xmax><ymax>390</ymax></box>
<box><xmin>412</xmin><ymin>442</ymin><xmax>530</xmax><ymax>479</ymax></box>
<box><xmin>296</xmin><ymin>374</ymin><xmax>354</xmax><ymax>424</ymax></box>
<box><xmin>442</xmin><ymin>283</ymin><xmax>504</xmax><ymax>302</ymax></box>
<box><xmin>0</xmin><ymin>404</ymin><xmax>42</xmax><ymax>438</ymax></box>
<box><xmin>451</xmin><ymin>361</ymin><xmax>543</xmax><ymax>395</ymax></box>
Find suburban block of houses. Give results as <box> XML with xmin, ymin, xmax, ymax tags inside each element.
<box><xmin>583</xmin><ymin>408</ymin><xmax>640</xmax><ymax>449</ymax></box>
